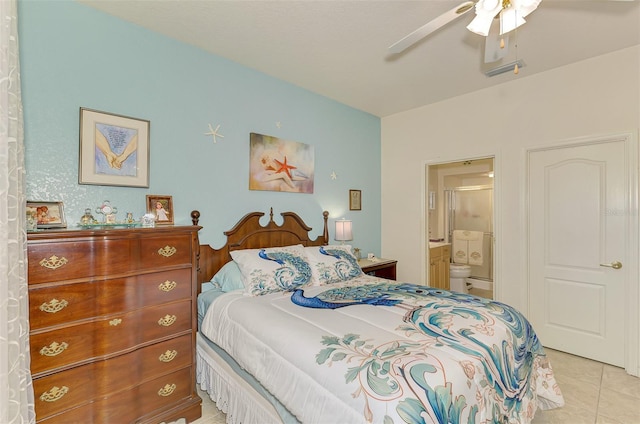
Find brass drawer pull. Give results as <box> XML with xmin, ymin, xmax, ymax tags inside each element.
<box><xmin>40</xmin><ymin>386</ymin><xmax>69</xmax><ymax>402</ymax></box>
<box><xmin>158</xmin><ymin>246</ymin><xmax>177</xmax><ymax>257</ymax></box>
<box><xmin>39</xmin><ymin>341</ymin><xmax>68</xmax><ymax>357</ymax></box>
<box><xmin>158</xmin><ymin>315</ymin><xmax>177</xmax><ymax>327</ymax></box>
<box><xmin>109</xmin><ymin>318</ymin><xmax>122</xmax><ymax>326</ymax></box>
<box><xmin>159</xmin><ymin>349</ymin><xmax>178</xmax><ymax>362</ymax></box>
<box><xmin>39</xmin><ymin>298</ymin><xmax>69</xmax><ymax>313</ymax></box>
<box><xmin>158</xmin><ymin>280</ymin><xmax>177</xmax><ymax>292</ymax></box>
<box><xmin>157</xmin><ymin>383</ymin><xmax>176</xmax><ymax>397</ymax></box>
<box><xmin>39</xmin><ymin>255</ymin><xmax>68</xmax><ymax>270</ymax></box>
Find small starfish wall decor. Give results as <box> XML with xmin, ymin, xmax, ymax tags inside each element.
<box><xmin>330</xmin><ymin>171</ymin><xmax>337</xmax><ymax>180</ymax></box>
<box><xmin>204</xmin><ymin>123</ymin><xmax>225</xmax><ymax>143</ymax></box>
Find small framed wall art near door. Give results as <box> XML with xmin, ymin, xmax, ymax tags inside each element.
<box><xmin>349</xmin><ymin>189</ymin><xmax>362</xmax><ymax>211</ymax></box>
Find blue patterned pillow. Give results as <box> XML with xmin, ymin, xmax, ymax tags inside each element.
<box><xmin>230</xmin><ymin>244</ymin><xmax>313</xmax><ymax>296</ymax></box>
<box><xmin>304</xmin><ymin>245</ymin><xmax>362</xmax><ymax>285</ymax></box>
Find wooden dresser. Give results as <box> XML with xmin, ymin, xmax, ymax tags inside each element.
<box><xmin>27</xmin><ymin>226</ymin><xmax>202</xmax><ymax>423</ymax></box>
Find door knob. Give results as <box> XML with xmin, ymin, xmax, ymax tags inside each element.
<box><xmin>600</xmin><ymin>261</ymin><xmax>622</xmax><ymax>269</ymax></box>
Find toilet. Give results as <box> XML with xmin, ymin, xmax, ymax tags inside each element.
<box><xmin>449</xmin><ymin>263</ymin><xmax>471</xmax><ymax>293</ymax></box>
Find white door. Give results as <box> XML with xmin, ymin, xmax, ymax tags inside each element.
<box><xmin>528</xmin><ymin>136</ymin><xmax>634</xmax><ymax>367</ymax></box>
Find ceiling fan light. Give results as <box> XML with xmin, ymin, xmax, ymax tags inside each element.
<box><xmin>481</xmin><ymin>0</ymin><xmax>500</xmax><ymax>11</ymax></box>
<box><xmin>499</xmin><ymin>8</ymin><xmax>526</xmax><ymax>34</ymax></box>
<box><xmin>467</xmin><ymin>0</ymin><xmax>503</xmax><ymax>36</ymax></box>
<box><xmin>467</xmin><ymin>15</ymin><xmax>494</xmax><ymax>36</ymax></box>
<box><xmin>515</xmin><ymin>0</ymin><xmax>541</xmax><ymax>17</ymax></box>
<box><xmin>476</xmin><ymin>0</ymin><xmax>503</xmax><ymax>16</ymax></box>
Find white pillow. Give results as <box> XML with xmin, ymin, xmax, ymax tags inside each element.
<box><xmin>230</xmin><ymin>244</ymin><xmax>313</xmax><ymax>296</ymax></box>
<box><xmin>304</xmin><ymin>245</ymin><xmax>363</xmax><ymax>285</ymax></box>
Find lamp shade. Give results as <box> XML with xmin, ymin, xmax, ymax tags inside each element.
<box><xmin>335</xmin><ymin>220</ymin><xmax>353</xmax><ymax>242</ymax></box>
<box><xmin>466</xmin><ymin>13</ymin><xmax>495</xmax><ymax>36</ymax></box>
<box><xmin>516</xmin><ymin>0</ymin><xmax>542</xmax><ymax>18</ymax></box>
<box><xmin>499</xmin><ymin>7</ymin><xmax>526</xmax><ymax>34</ymax></box>
<box><xmin>467</xmin><ymin>0</ymin><xmax>541</xmax><ymax>36</ymax></box>
<box><xmin>467</xmin><ymin>0</ymin><xmax>503</xmax><ymax>36</ymax></box>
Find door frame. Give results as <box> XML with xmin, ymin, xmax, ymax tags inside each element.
<box><xmin>525</xmin><ymin>132</ymin><xmax>639</xmax><ymax>376</ymax></box>
<box><xmin>423</xmin><ymin>153</ymin><xmax>499</xmax><ymax>294</ymax></box>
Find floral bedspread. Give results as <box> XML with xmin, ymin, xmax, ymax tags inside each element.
<box><xmin>200</xmin><ymin>277</ymin><xmax>564</xmax><ymax>423</ymax></box>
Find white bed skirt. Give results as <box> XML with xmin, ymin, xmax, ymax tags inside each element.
<box><xmin>196</xmin><ymin>332</ymin><xmax>284</xmax><ymax>424</ymax></box>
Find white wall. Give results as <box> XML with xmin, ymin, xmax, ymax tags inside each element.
<box><xmin>381</xmin><ymin>46</ymin><xmax>640</xmax><ymax>313</ymax></box>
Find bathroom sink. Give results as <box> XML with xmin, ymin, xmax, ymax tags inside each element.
<box><xmin>429</xmin><ymin>242</ymin><xmax>450</xmax><ymax>248</ymax></box>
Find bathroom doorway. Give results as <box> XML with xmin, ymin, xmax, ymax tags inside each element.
<box><xmin>426</xmin><ymin>157</ymin><xmax>495</xmax><ymax>298</ymax></box>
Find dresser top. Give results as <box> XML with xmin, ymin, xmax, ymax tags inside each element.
<box><xmin>28</xmin><ymin>225</ymin><xmax>201</xmax><ymax>241</ymax></box>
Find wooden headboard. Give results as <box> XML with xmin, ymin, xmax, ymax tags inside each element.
<box><xmin>197</xmin><ymin>208</ymin><xmax>329</xmax><ymax>291</ymax></box>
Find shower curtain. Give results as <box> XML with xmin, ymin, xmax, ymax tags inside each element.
<box><xmin>447</xmin><ymin>187</ymin><xmax>493</xmax><ymax>281</ymax></box>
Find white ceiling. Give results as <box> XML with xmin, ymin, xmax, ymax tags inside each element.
<box><xmin>78</xmin><ymin>0</ymin><xmax>640</xmax><ymax>117</ymax></box>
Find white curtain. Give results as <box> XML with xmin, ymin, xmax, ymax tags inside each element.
<box><xmin>0</xmin><ymin>0</ymin><xmax>35</xmax><ymax>422</ymax></box>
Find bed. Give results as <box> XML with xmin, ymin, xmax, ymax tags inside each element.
<box><xmin>195</xmin><ymin>209</ymin><xmax>564</xmax><ymax>424</ymax></box>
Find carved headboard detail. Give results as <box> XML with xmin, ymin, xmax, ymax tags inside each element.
<box><xmin>197</xmin><ymin>208</ymin><xmax>329</xmax><ymax>291</ymax></box>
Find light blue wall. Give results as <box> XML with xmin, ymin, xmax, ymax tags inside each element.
<box><xmin>18</xmin><ymin>0</ymin><xmax>381</xmax><ymax>253</ymax></box>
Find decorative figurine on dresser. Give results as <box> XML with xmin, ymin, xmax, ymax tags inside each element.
<box><xmin>27</xmin><ymin>212</ymin><xmax>203</xmax><ymax>423</ymax></box>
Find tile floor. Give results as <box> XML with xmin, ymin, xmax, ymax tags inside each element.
<box><xmin>189</xmin><ymin>347</ymin><xmax>640</xmax><ymax>424</ymax></box>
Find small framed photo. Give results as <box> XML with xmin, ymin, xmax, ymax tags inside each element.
<box><xmin>349</xmin><ymin>189</ymin><xmax>362</xmax><ymax>211</ymax></box>
<box><xmin>79</xmin><ymin>107</ymin><xmax>150</xmax><ymax>187</ymax></box>
<box><xmin>146</xmin><ymin>195</ymin><xmax>173</xmax><ymax>225</ymax></box>
<box><xmin>26</xmin><ymin>201</ymin><xmax>67</xmax><ymax>229</ymax></box>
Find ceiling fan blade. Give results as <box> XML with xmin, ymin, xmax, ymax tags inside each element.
<box><xmin>388</xmin><ymin>1</ymin><xmax>476</xmax><ymax>54</ymax></box>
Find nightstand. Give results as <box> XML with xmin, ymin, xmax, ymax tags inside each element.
<box><xmin>358</xmin><ymin>258</ymin><xmax>397</xmax><ymax>280</ymax></box>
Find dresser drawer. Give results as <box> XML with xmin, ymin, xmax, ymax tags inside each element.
<box><xmin>133</xmin><ymin>366</ymin><xmax>194</xmax><ymax>421</ymax></box>
<box><xmin>28</xmin><ymin>235</ymin><xmax>194</xmax><ymax>285</ymax></box>
<box><xmin>37</xmin><ymin>366</ymin><xmax>193</xmax><ymax>423</ymax></box>
<box><xmin>29</xmin><ymin>269</ymin><xmax>192</xmax><ymax>330</ymax></box>
<box><xmin>139</xmin><ymin>234</ymin><xmax>193</xmax><ymax>268</ymax></box>
<box><xmin>28</xmin><ymin>238</ymin><xmax>132</xmax><ymax>284</ymax></box>
<box><xmin>31</xmin><ymin>300</ymin><xmax>193</xmax><ymax>375</ymax></box>
<box><xmin>34</xmin><ymin>334</ymin><xmax>192</xmax><ymax>420</ymax></box>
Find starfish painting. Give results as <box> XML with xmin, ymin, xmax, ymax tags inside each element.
<box><xmin>274</xmin><ymin>156</ymin><xmax>297</xmax><ymax>179</ymax></box>
<box><xmin>204</xmin><ymin>124</ymin><xmax>224</xmax><ymax>143</ymax></box>
<box><xmin>249</xmin><ymin>132</ymin><xmax>314</xmax><ymax>193</ymax></box>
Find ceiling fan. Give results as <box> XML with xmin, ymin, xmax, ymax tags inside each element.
<box><xmin>388</xmin><ymin>0</ymin><xmax>633</xmax><ymax>55</ymax></box>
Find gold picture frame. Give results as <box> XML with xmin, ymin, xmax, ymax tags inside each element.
<box><xmin>79</xmin><ymin>108</ymin><xmax>150</xmax><ymax>187</ymax></box>
<box><xmin>146</xmin><ymin>195</ymin><xmax>174</xmax><ymax>225</ymax></box>
<box><xmin>26</xmin><ymin>201</ymin><xmax>67</xmax><ymax>229</ymax></box>
<box><xmin>349</xmin><ymin>189</ymin><xmax>362</xmax><ymax>211</ymax></box>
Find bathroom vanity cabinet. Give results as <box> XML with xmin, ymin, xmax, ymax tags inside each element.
<box><xmin>429</xmin><ymin>244</ymin><xmax>451</xmax><ymax>290</ymax></box>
